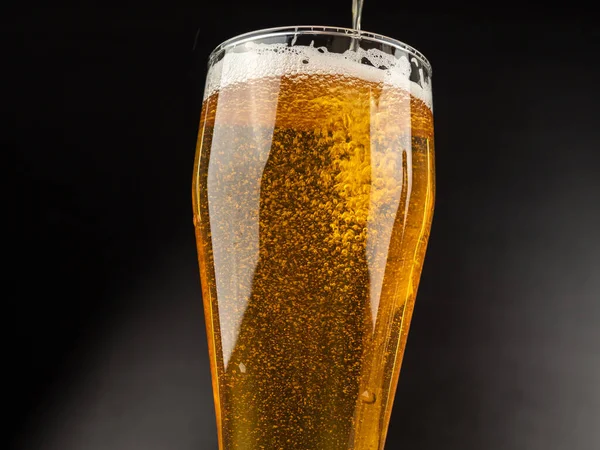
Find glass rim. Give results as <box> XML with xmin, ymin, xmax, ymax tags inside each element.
<box><xmin>208</xmin><ymin>25</ymin><xmax>432</xmax><ymax>75</ymax></box>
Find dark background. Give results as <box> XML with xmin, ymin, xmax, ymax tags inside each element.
<box><xmin>6</xmin><ymin>1</ymin><xmax>599</xmax><ymax>449</ymax></box>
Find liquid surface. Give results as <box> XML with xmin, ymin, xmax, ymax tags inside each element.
<box><xmin>193</xmin><ymin>55</ymin><xmax>435</xmax><ymax>450</ymax></box>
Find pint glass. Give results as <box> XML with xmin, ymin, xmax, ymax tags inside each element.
<box><xmin>192</xmin><ymin>26</ymin><xmax>435</xmax><ymax>450</ymax></box>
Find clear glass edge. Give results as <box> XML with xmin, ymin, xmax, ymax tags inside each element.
<box><xmin>207</xmin><ymin>25</ymin><xmax>432</xmax><ymax>75</ymax></box>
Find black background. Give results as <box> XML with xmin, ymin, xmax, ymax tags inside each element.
<box><xmin>7</xmin><ymin>1</ymin><xmax>600</xmax><ymax>449</ymax></box>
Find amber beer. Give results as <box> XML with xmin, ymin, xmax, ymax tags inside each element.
<box><xmin>192</xmin><ymin>27</ymin><xmax>435</xmax><ymax>450</ymax></box>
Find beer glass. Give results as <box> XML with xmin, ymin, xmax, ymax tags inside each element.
<box><xmin>192</xmin><ymin>26</ymin><xmax>435</xmax><ymax>450</ymax></box>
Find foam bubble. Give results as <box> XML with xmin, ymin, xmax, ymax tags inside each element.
<box><xmin>205</xmin><ymin>42</ymin><xmax>433</xmax><ymax>111</ymax></box>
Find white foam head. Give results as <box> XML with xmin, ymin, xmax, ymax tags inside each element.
<box><xmin>205</xmin><ymin>42</ymin><xmax>433</xmax><ymax>111</ymax></box>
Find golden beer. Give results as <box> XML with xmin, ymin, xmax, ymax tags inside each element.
<box><xmin>192</xmin><ymin>28</ymin><xmax>435</xmax><ymax>450</ymax></box>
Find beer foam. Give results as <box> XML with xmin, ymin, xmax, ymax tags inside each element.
<box><xmin>205</xmin><ymin>42</ymin><xmax>433</xmax><ymax>111</ymax></box>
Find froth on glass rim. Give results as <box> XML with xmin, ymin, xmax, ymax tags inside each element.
<box><xmin>208</xmin><ymin>25</ymin><xmax>432</xmax><ymax>75</ymax></box>
<box><xmin>204</xmin><ymin>25</ymin><xmax>434</xmax><ymax>111</ymax></box>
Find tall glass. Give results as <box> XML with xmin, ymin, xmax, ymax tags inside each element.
<box><xmin>192</xmin><ymin>26</ymin><xmax>435</xmax><ymax>450</ymax></box>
